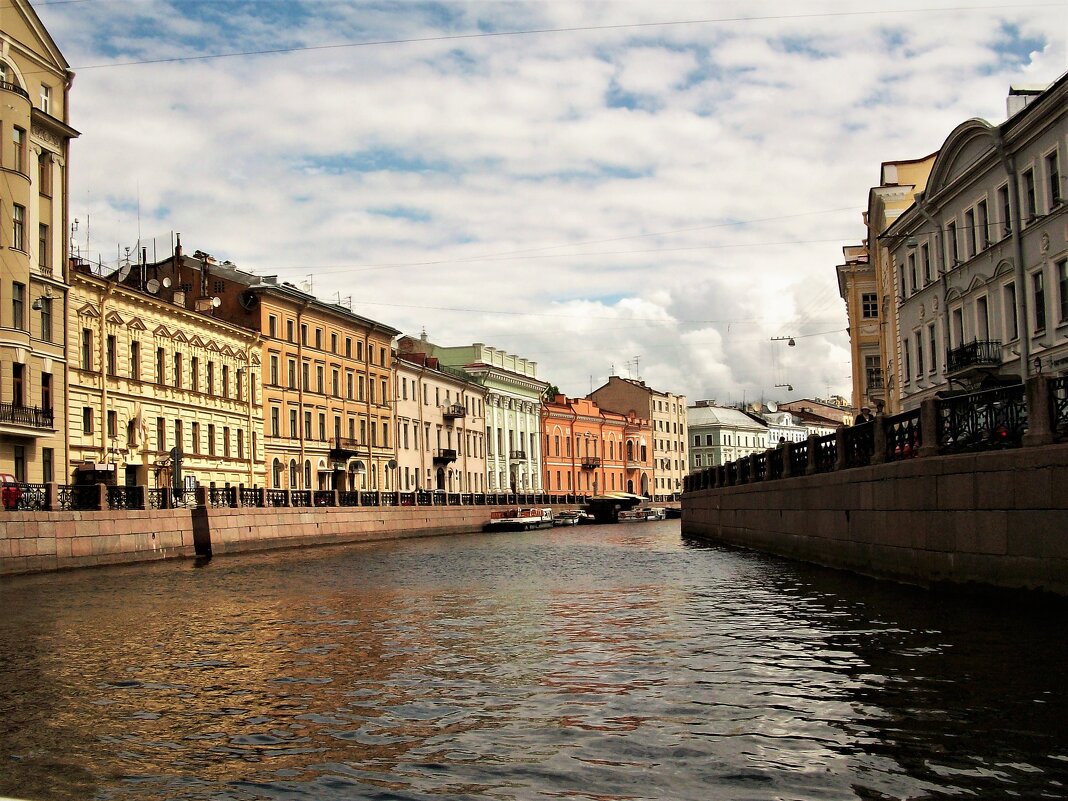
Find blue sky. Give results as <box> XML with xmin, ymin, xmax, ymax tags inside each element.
<box><xmin>37</xmin><ymin>0</ymin><xmax>1067</xmax><ymax>405</ymax></box>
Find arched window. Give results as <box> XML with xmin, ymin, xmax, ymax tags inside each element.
<box><xmin>304</xmin><ymin>460</ymin><xmax>312</xmax><ymax>488</ymax></box>
<box><xmin>289</xmin><ymin>459</ymin><xmax>298</xmax><ymax>488</ymax></box>
<box><xmin>272</xmin><ymin>459</ymin><xmax>283</xmax><ymax>488</ymax></box>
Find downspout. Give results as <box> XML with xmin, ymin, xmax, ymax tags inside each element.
<box><xmin>296</xmin><ymin>301</ymin><xmax>308</xmax><ymax>488</ymax></box>
<box><xmin>914</xmin><ymin>200</ymin><xmax>951</xmax><ymax>395</ymax></box>
<box><xmin>98</xmin><ymin>280</ymin><xmax>115</xmax><ymax>462</ymax></box>
<box><xmin>245</xmin><ymin>333</ymin><xmax>261</xmax><ymax>487</ymax></box>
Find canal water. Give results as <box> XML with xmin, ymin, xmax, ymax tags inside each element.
<box><xmin>1</xmin><ymin>521</ymin><xmax>1066</xmax><ymax>801</ymax></box>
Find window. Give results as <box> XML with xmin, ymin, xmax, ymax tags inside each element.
<box><xmin>977</xmin><ymin>200</ymin><xmax>989</xmax><ymax>250</ymax></box>
<box><xmin>268</xmin><ymin>315</ymin><xmax>278</xmax><ymax>337</ymax></box>
<box><xmin>1005</xmin><ymin>282</ymin><xmax>1018</xmax><ymax>341</ymax></box>
<box><xmin>1058</xmin><ymin>259</ymin><xmax>1068</xmax><ymax>324</ymax></box>
<box><xmin>11</xmin><ymin>282</ymin><xmax>24</xmax><ymax>330</ymax></box>
<box><xmin>345</xmin><ymin>337</ymin><xmax>352</xmax><ymax>357</ymax></box>
<box><xmin>946</xmin><ymin>220</ymin><xmax>959</xmax><ymax>265</ymax></box>
<box><xmin>268</xmin><ymin>354</ymin><xmax>279</xmax><ymax>385</ymax></box>
<box><xmin>173</xmin><ymin>352</ymin><xmax>182</xmax><ymax>387</ymax></box>
<box><xmin>156</xmin><ymin>417</ymin><xmax>165</xmax><ymax>451</ymax></box>
<box><xmin>222</xmin><ymin>364</ymin><xmax>229</xmax><ymax>397</ymax></box>
<box><xmin>38</xmin><ymin>153</ymin><xmax>52</xmax><ymax>197</ymax></box>
<box><xmin>287</xmin><ymin>358</ymin><xmax>296</xmax><ymax>388</ymax></box>
<box><xmin>318</xmin><ymin>413</ymin><xmax>326</xmax><ymax>441</ymax></box>
<box><xmin>304</xmin><ymin>410</ymin><xmax>312</xmax><ymax>440</ymax></box>
<box><xmin>997</xmin><ymin>185</ymin><xmax>1011</xmax><ymax>239</ymax></box>
<box><xmin>11</xmin><ymin>363</ymin><xmax>23</xmax><ymax>406</ymax></box>
<box><xmin>191</xmin><ymin>422</ymin><xmax>200</xmax><ymax>453</ymax></box>
<box><xmin>346</xmin><ymin>371</ymin><xmax>353</xmax><ymax>399</ymax></box>
<box><xmin>316</xmin><ymin>364</ymin><xmax>324</xmax><ymax>394</ymax></box>
<box><xmin>39</xmin><ymin>297</ymin><xmax>52</xmax><ymax>342</ymax></box>
<box><xmin>331</xmin><ymin>333</ymin><xmax>338</xmax><ymax>353</ymax></box>
<box><xmin>976</xmin><ymin>295</ymin><xmax>989</xmax><ymax>341</ymax></box>
<box><xmin>861</xmin><ymin>292</ymin><xmax>878</xmax><ymax>319</ymax></box>
<box><xmin>156</xmin><ymin>347</ymin><xmax>165</xmax><ymax>383</ymax></box>
<box><xmin>902</xmin><ymin>339</ymin><xmax>911</xmax><ymax>384</ymax></box>
<box><xmin>357</xmin><ymin>340</ymin><xmax>364</xmax><ymax>361</ymax></box>
<box><xmin>41</xmin><ymin>373</ymin><xmax>52</xmax><ymax>411</ymax></box>
<box><xmin>12</xmin><ymin>203</ymin><xmax>25</xmax><ymax>251</ymax></box>
<box><xmin>236</xmin><ymin>368</ymin><xmax>243</xmax><ymax>400</ymax></box>
<box><xmin>174</xmin><ymin>420</ymin><xmax>183</xmax><ymax>452</ymax></box>
<box><xmin>315</xmin><ymin>328</ymin><xmax>322</xmax><ymax>349</ymax></box>
<box><xmin>1047</xmin><ymin>151</ymin><xmax>1062</xmax><ymax>208</ymax></box>
<box><xmin>267</xmin><ymin>406</ymin><xmax>280</xmax><ymax>437</ymax></box>
<box><xmin>208</xmin><ymin>424</ymin><xmax>216</xmax><ymax>456</ymax></box>
<box><xmin>928</xmin><ymin>325</ymin><xmax>938</xmax><ymax>375</ymax></box>
<box><xmin>191</xmin><ymin>356</ymin><xmax>199</xmax><ymax>391</ymax></box>
<box><xmin>38</xmin><ymin>223</ymin><xmax>48</xmax><ymax>269</ymax></box>
<box><xmin>207</xmin><ymin>362</ymin><xmax>215</xmax><ymax>395</ymax></box>
<box><xmin>332</xmin><ymin>369</ymin><xmax>339</xmax><ymax>396</ymax></box>
<box><xmin>106</xmin><ymin>335</ymin><xmax>116</xmax><ymax>375</ymax></box>
<box><xmin>12</xmin><ymin>127</ymin><xmax>24</xmax><ymax>174</ymax></box>
<box><xmin>42</xmin><ymin>448</ymin><xmax>53</xmax><ymax>484</ymax></box>
<box><xmin>289</xmin><ymin>409</ymin><xmax>298</xmax><ymax>438</ymax></box>
<box><xmin>39</xmin><ymin>84</ymin><xmax>50</xmax><ymax>114</ymax></box>
<box><xmin>907</xmin><ymin>252</ymin><xmax>917</xmax><ymax>294</ymax></box>
<box><xmin>223</xmin><ymin>427</ymin><xmax>230</xmax><ymax>457</ymax></box>
<box><xmin>914</xmin><ymin>331</ymin><xmax>924</xmax><ymax>378</ymax></box>
<box><xmin>81</xmin><ymin>329</ymin><xmax>93</xmax><ymax>370</ymax></box>
<box><xmin>898</xmin><ymin>261</ymin><xmax>906</xmax><ymax>300</ymax></box>
<box><xmin>301</xmin><ymin>324</ymin><xmax>308</xmax><ymax>345</ymax></box>
<box><xmin>82</xmin><ymin>406</ymin><xmax>93</xmax><ymax>434</ymax></box>
<box><xmin>1022</xmin><ymin>168</ymin><xmax>1036</xmax><ymax>222</ymax></box>
<box><xmin>964</xmin><ymin>209</ymin><xmax>976</xmax><ymax>258</ymax></box>
<box><xmin>237</xmin><ymin>429</ymin><xmax>244</xmax><ymax>459</ymax></box>
<box><xmin>130</xmin><ymin>341</ymin><xmax>140</xmax><ymax>379</ymax></box>
<box><xmin>107</xmin><ymin>410</ymin><xmax>117</xmax><ymax>440</ymax></box>
<box><xmin>301</xmin><ymin>361</ymin><xmax>309</xmax><ymax>391</ymax></box>
<box><xmin>1032</xmin><ymin>271</ymin><xmax>1046</xmax><ymax>332</ymax></box>
<box><xmin>921</xmin><ymin>242</ymin><xmax>931</xmax><ymax>284</ymax></box>
<box><xmin>286</xmin><ymin>319</ymin><xmax>294</xmax><ymax>342</ymax></box>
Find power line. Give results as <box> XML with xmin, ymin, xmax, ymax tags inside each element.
<box><xmin>69</xmin><ymin>5</ymin><xmax>1060</xmax><ymax>71</ymax></box>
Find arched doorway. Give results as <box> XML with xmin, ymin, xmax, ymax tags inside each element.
<box><xmin>627</xmin><ymin>479</ymin><xmax>634</xmax><ymax>493</ymax></box>
<box><xmin>436</xmin><ymin>468</ymin><xmax>445</xmax><ymax>490</ymax></box>
<box><xmin>640</xmin><ymin>473</ymin><xmax>649</xmax><ymax>496</ymax></box>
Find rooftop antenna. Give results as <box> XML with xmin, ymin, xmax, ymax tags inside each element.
<box><xmin>634</xmin><ymin>355</ymin><xmax>641</xmax><ymax>380</ymax></box>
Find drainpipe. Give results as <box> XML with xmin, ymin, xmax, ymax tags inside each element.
<box><xmin>98</xmin><ymin>280</ymin><xmax>115</xmax><ymax>464</ymax></box>
<box><xmin>914</xmin><ymin>201</ymin><xmax>951</xmax><ymax>397</ymax></box>
<box><xmin>296</xmin><ymin>301</ymin><xmax>308</xmax><ymax>488</ymax></box>
<box><xmin>244</xmin><ymin>334</ymin><xmax>260</xmax><ymax>487</ymax></box>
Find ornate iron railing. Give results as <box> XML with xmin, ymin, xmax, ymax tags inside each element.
<box><xmin>1051</xmin><ymin>377</ymin><xmax>1068</xmax><ymax>442</ymax></box>
<box><xmin>885</xmin><ymin>409</ymin><xmax>921</xmax><ymax>462</ymax></box>
<box><xmin>460</xmin><ymin>493</ymin><xmax>473</xmax><ymax>505</ymax></box>
<box><xmin>751</xmin><ymin>452</ymin><xmax>767</xmax><ymax>481</ymax></box>
<box><xmin>338</xmin><ymin>491</ymin><xmax>359</xmax><ymax>507</ymax></box>
<box><xmin>767</xmin><ymin>448</ymin><xmax>784</xmax><ymax>480</ymax></box>
<box><xmin>841</xmin><ymin>422</ymin><xmax>874</xmax><ymax>468</ymax></box>
<box><xmin>265</xmin><ymin>489</ymin><xmax>287</xmax><ymax>507</ymax></box>
<box><xmin>946</xmin><ymin>339</ymin><xmax>1001</xmax><ymax>373</ymax></box>
<box><xmin>6</xmin><ymin>483</ymin><xmax>47</xmax><ymax>511</ymax></box>
<box><xmin>0</xmin><ymin>402</ymin><xmax>54</xmax><ymax>429</ymax></box>
<box><xmin>399</xmin><ymin>492</ymin><xmax>415</xmax><ymax>506</ymax></box>
<box><xmin>291</xmin><ymin>490</ymin><xmax>311</xmax><ymax>508</ymax></box>
<box><xmin>207</xmin><ymin>487</ymin><xmax>230</xmax><ymax>508</ymax></box>
<box><xmin>381</xmin><ymin>492</ymin><xmax>398</xmax><ymax>506</ymax></box>
<box><xmin>241</xmin><ymin>488</ymin><xmax>261</xmax><ymax>507</ymax></box>
<box><xmin>938</xmin><ymin>384</ymin><xmax>1027</xmax><ymax>453</ymax></box>
<box><xmin>108</xmin><ymin>485</ymin><xmax>143</xmax><ymax>510</ymax></box>
<box><xmin>447</xmin><ymin>493</ymin><xmax>461</xmax><ymax>505</ymax></box>
<box><xmin>814</xmin><ymin>434</ymin><xmax>837</xmax><ymax>473</ymax></box>
<box><xmin>147</xmin><ymin>489</ymin><xmax>166</xmax><ymax>510</ymax></box>
<box><xmin>0</xmin><ymin>79</ymin><xmax>29</xmax><ymax>99</ymax></box>
<box><xmin>789</xmin><ymin>441</ymin><xmax>809</xmax><ymax>475</ymax></box>
<box><xmin>313</xmin><ymin>490</ymin><xmax>335</xmax><ymax>507</ymax></box>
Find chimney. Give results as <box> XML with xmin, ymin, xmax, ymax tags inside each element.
<box><xmin>1006</xmin><ymin>85</ymin><xmax>1044</xmax><ymax>118</ymax></box>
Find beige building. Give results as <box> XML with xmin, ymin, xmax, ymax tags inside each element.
<box><xmin>838</xmin><ymin>155</ymin><xmax>936</xmax><ymax>414</ymax></box>
<box><xmin>0</xmin><ymin>0</ymin><xmax>78</xmax><ymax>482</ymax></box>
<box><xmin>67</xmin><ymin>261</ymin><xmax>263</xmax><ymax>489</ymax></box>
<box><xmin>588</xmin><ymin>376</ymin><xmax>688</xmax><ymax>500</ymax></box>
<box><xmin>394</xmin><ymin>351</ymin><xmax>487</xmax><ymax>492</ymax></box>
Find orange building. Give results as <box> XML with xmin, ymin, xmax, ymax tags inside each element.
<box><xmin>541</xmin><ymin>395</ymin><xmax>652</xmax><ymax>496</ymax></box>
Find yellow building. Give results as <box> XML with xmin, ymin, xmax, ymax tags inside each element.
<box><xmin>67</xmin><ymin>260</ymin><xmax>264</xmax><ymax>489</ymax></box>
<box><xmin>838</xmin><ymin>154</ymin><xmax>936</xmax><ymax>414</ymax></box>
<box><xmin>0</xmin><ymin>0</ymin><xmax>78</xmax><ymax>482</ymax></box>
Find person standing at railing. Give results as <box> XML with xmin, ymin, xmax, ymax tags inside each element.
<box><xmin>854</xmin><ymin>407</ymin><xmax>874</xmax><ymax>425</ymax></box>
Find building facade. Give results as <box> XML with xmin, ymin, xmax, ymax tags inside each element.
<box><xmin>402</xmin><ymin>337</ymin><xmax>547</xmax><ymax>492</ymax></box>
<box><xmin>541</xmin><ymin>395</ymin><xmax>644</xmax><ymax>496</ymax></box>
<box><xmin>394</xmin><ymin>352</ymin><xmax>487</xmax><ymax>493</ymax></box>
<box><xmin>838</xmin><ymin>156</ymin><xmax>936</xmax><ymax>414</ymax></box>
<box><xmin>141</xmin><ymin>246</ymin><xmax>401</xmax><ymax>491</ymax></box>
<box><xmin>587</xmin><ymin>376</ymin><xmax>688</xmax><ymax>500</ymax></box>
<box><xmin>0</xmin><ymin>0</ymin><xmax>77</xmax><ymax>482</ymax></box>
<box><xmin>67</xmin><ymin>262</ymin><xmax>263</xmax><ymax>489</ymax></box>
<box><xmin>885</xmin><ymin>77</ymin><xmax>1067</xmax><ymax>410</ymax></box>
<box><xmin>687</xmin><ymin>403</ymin><xmax>768</xmax><ymax>473</ymax></box>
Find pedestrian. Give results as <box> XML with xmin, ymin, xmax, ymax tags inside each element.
<box><xmin>854</xmin><ymin>407</ymin><xmax>873</xmax><ymax>425</ymax></box>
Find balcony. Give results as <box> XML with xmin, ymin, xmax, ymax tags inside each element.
<box><xmin>443</xmin><ymin>403</ymin><xmax>466</xmax><ymax>421</ymax></box>
<box><xmin>329</xmin><ymin>436</ymin><xmax>361</xmax><ymax>459</ymax></box>
<box><xmin>0</xmin><ymin>402</ymin><xmax>54</xmax><ymax>436</ymax></box>
<box><xmin>626</xmin><ymin>460</ymin><xmax>642</xmax><ymax>471</ymax></box>
<box><xmin>509</xmin><ymin>449</ymin><xmax>527</xmax><ymax>461</ymax></box>
<box><xmin>947</xmin><ymin>339</ymin><xmax>1002</xmax><ymax>378</ymax></box>
<box><xmin>0</xmin><ymin>80</ymin><xmax>29</xmax><ymax>100</ymax></box>
<box><xmin>865</xmin><ymin>368</ymin><xmax>884</xmax><ymax>392</ymax></box>
<box><xmin>581</xmin><ymin>456</ymin><xmax>601</xmax><ymax>470</ymax></box>
<box><xmin>433</xmin><ymin>448</ymin><xmax>457</xmax><ymax>464</ymax></box>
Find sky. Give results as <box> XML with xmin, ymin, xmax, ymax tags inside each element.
<box><xmin>34</xmin><ymin>0</ymin><xmax>1067</xmax><ymax>406</ymax></box>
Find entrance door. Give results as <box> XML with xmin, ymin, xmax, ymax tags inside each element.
<box><xmin>436</xmin><ymin>468</ymin><xmax>445</xmax><ymax>490</ymax></box>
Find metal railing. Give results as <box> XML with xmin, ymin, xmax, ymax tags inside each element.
<box><xmin>885</xmin><ymin>408</ymin><xmax>921</xmax><ymax>462</ymax></box>
<box><xmin>814</xmin><ymin>433</ymin><xmax>837</xmax><ymax>472</ymax></box>
<box><xmin>291</xmin><ymin>490</ymin><xmax>311</xmax><ymax>508</ymax></box>
<box><xmin>938</xmin><ymin>384</ymin><xmax>1026</xmax><ymax>453</ymax></box>
<box><xmin>841</xmin><ymin>421</ymin><xmax>874</xmax><ymax>469</ymax></box>
<box><xmin>108</xmin><ymin>485</ymin><xmax>143</xmax><ymax>510</ymax></box>
<box><xmin>946</xmin><ymin>339</ymin><xmax>1001</xmax><ymax>373</ymax></box>
<box><xmin>1052</xmin><ymin>377</ymin><xmax>1068</xmax><ymax>442</ymax></box>
<box><xmin>0</xmin><ymin>79</ymin><xmax>29</xmax><ymax>99</ymax></box>
<box><xmin>789</xmin><ymin>440</ymin><xmax>809</xmax><ymax>475</ymax></box>
<box><xmin>0</xmin><ymin>402</ymin><xmax>54</xmax><ymax>429</ymax></box>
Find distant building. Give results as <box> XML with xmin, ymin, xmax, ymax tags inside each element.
<box><xmin>541</xmin><ymin>395</ymin><xmax>647</xmax><ymax>496</ymax></box>
<box><xmin>885</xmin><ymin>76</ymin><xmax>1068</xmax><ymax>409</ymax></box>
<box><xmin>393</xmin><ymin>351</ymin><xmax>487</xmax><ymax>493</ymax></box>
<box><xmin>0</xmin><ymin>0</ymin><xmax>79</xmax><ymax>482</ymax></box>
<box><xmin>399</xmin><ymin>335</ymin><xmax>547</xmax><ymax>492</ymax></box>
<box><xmin>778</xmin><ymin>398</ymin><xmax>853</xmax><ymax>426</ymax></box>
<box><xmin>838</xmin><ymin>155</ymin><xmax>937</xmax><ymax>414</ymax></box>
<box><xmin>588</xmin><ymin>376</ymin><xmax>688</xmax><ymax>500</ymax></box>
<box><xmin>687</xmin><ymin>402</ymin><xmax>767</xmax><ymax>472</ymax></box>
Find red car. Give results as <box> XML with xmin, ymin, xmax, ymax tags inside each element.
<box><xmin>0</xmin><ymin>473</ymin><xmax>23</xmax><ymax>511</ymax></box>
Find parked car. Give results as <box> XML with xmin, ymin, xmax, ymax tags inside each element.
<box><xmin>0</xmin><ymin>473</ymin><xmax>23</xmax><ymax>511</ymax></box>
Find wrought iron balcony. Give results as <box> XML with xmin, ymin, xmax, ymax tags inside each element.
<box><xmin>443</xmin><ymin>403</ymin><xmax>466</xmax><ymax>420</ymax></box>
<box><xmin>0</xmin><ymin>402</ymin><xmax>54</xmax><ymax>430</ymax></box>
<box><xmin>581</xmin><ymin>456</ymin><xmax>601</xmax><ymax>469</ymax></box>
<box><xmin>509</xmin><ymin>449</ymin><xmax>527</xmax><ymax>461</ymax></box>
<box><xmin>865</xmin><ymin>368</ymin><xmax>884</xmax><ymax>392</ymax></box>
<box><xmin>946</xmin><ymin>339</ymin><xmax>1002</xmax><ymax>375</ymax></box>
<box><xmin>329</xmin><ymin>436</ymin><xmax>361</xmax><ymax>458</ymax></box>
<box><xmin>433</xmin><ymin>448</ymin><xmax>457</xmax><ymax>464</ymax></box>
<box><xmin>0</xmin><ymin>80</ymin><xmax>29</xmax><ymax>100</ymax></box>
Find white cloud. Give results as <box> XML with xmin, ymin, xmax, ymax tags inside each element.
<box><xmin>36</xmin><ymin>0</ymin><xmax>1067</xmax><ymax>408</ymax></box>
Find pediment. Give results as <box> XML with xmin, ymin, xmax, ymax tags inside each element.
<box><xmin>927</xmin><ymin>119</ymin><xmax>996</xmax><ymax>195</ymax></box>
<box><xmin>173</xmin><ymin>330</ymin><xmax>190</xmax><ymax>344</ymax></box>
<box><xmin>188</xmin><ymin>335</ymin><xmax>205</xmax><ymax>348</ymax></box>
<box><xmin>153</xmin><ymin>324</ymin><xmax>171</xmax><ymax>338</ymax></box>
<box><xmin>77</xmin><ymin>303</ymin><xmax>100</xmax><ymax>318</ymax></box>
<box><xmin>993</xmin><ymin>259</ymin><xmax>1014</xmax><ymax>277</ymax></box>
<box><xmin>206</xmin><ymin>341</ymin><xmax>222</xmax><ymax>353</ymax></box>
<box><xmin>104</xmin><ymin>311</ymin><xmax>124</xmax><ymax>325</ymax></box>
<box><xmin>126</xmin><ymin>318</ymin><xmax>147</xmax><ymax>331</ymax></box>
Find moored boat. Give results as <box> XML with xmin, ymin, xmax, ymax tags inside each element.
<box><xmin>483</xmin><ymin>508</ymin><xmax>554</xmax><ymax>532</ymax></box>
<box><xmin>553</xmin><ymin>510</ymin><xmax>583</xmax><ymax>526</ymax></box>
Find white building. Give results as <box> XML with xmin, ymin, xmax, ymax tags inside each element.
<box><xmin>687</xmin><ymin>403</ymin><xmax>768</xmax><ymax>472</ymax></box>
<box><xmin>393</xmin><ymin>352</ymin><xmax>487</xmax><ymax>493</ymax></box>
<box><xmin>886</xmin><ymin>76</ymin><xmax>1067</xmax><ymax>408</ymax></box>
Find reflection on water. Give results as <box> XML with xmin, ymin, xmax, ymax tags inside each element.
<box><xmin>1</xmin><ymin>523</ymin><xmax>1066</xmax><ymax>800</ymax></box>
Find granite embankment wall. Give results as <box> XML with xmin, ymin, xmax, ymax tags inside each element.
<box><xmin>0</xmin><ymin>503</ymin><xmax>564</xmax><ymax>576</ymax></box>
<box><xmin>681</xmin><ymin>444</ymin><xmax>1068</xmax><ymax>595</ymax></box>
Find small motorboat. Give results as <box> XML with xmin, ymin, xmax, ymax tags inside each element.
<box><xmin>616</xmin><ymin>509</ymin><xmax>647</xmax><ymax>523</ymax></box>
<box><xmin>553</xmin><ymin>510</ymin><xmax>583</xmax><ymax>526</ymax></box>
<box><xmin>483</xmin><ymin>507</ymin><xmax>554</xmax><ymax>532</ymax></box>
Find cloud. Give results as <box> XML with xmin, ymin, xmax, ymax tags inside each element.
<box><xmin>37</xmin><ymin>0</ymin><xmax>1067</xmax><ymax>408</ymax></box>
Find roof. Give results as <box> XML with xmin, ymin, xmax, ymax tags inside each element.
<box><xmin>687</xmin><ymin>405</ymin><xmax>768</xmax><ymax>430</ymax></box>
